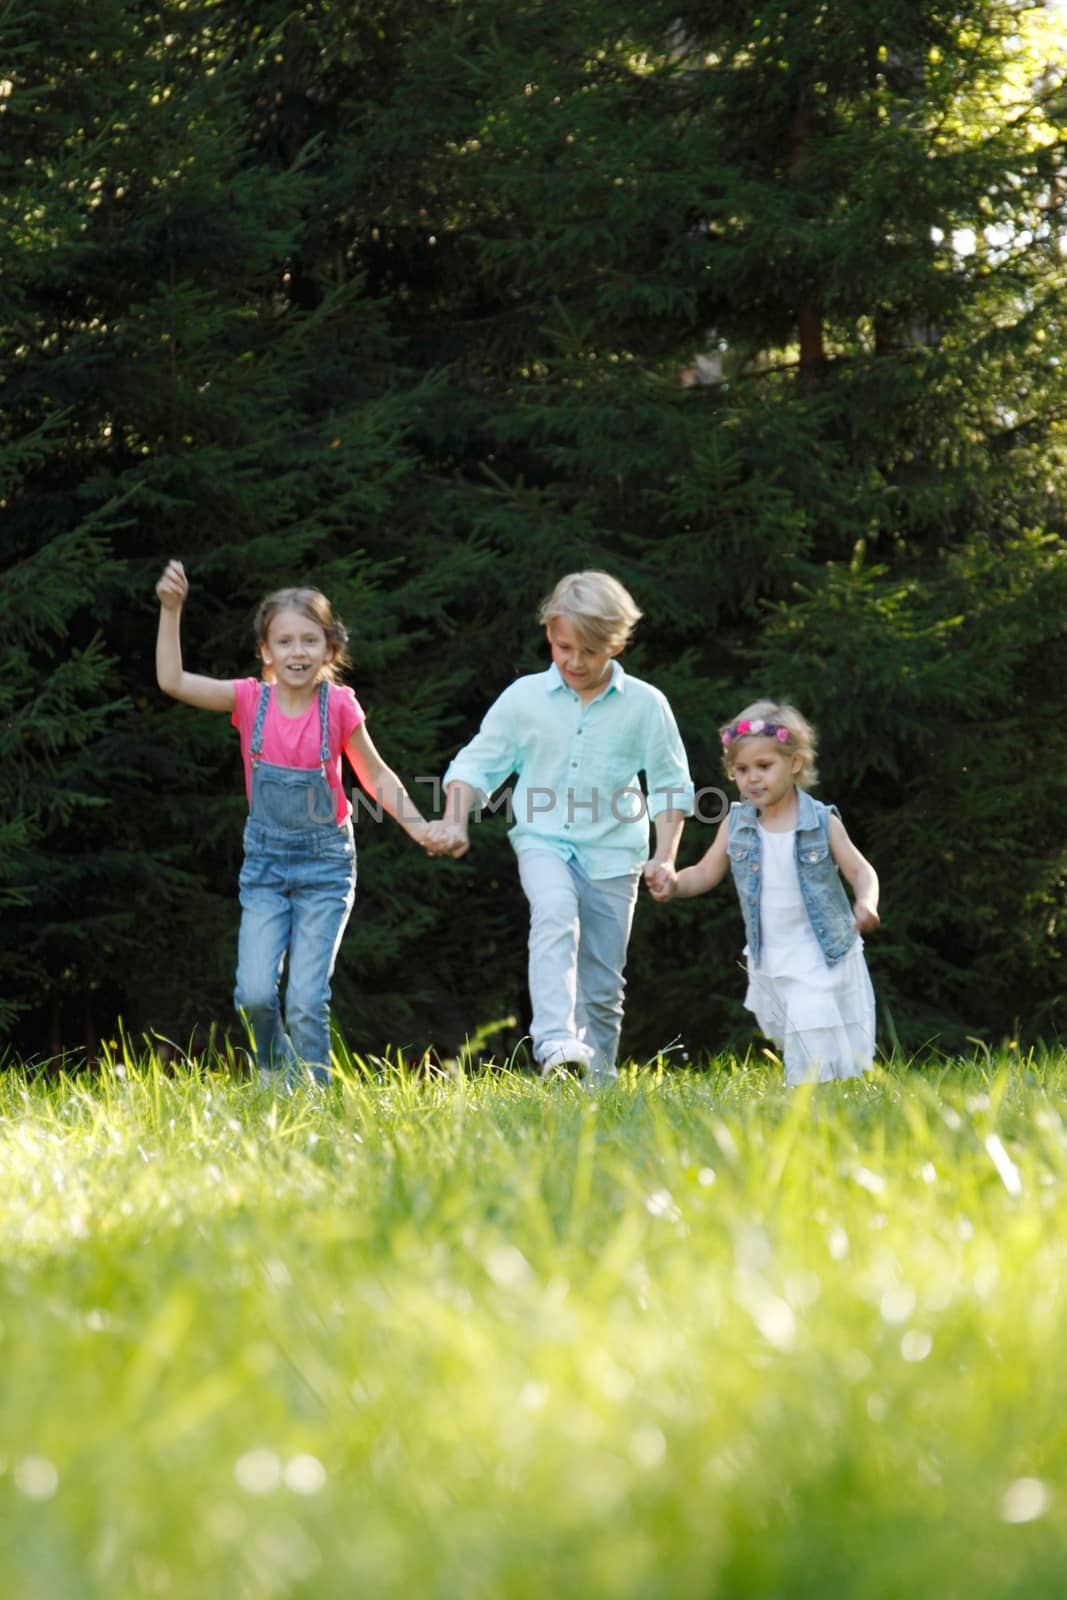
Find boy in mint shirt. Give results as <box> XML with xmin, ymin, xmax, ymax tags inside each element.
<box><xmin>429</xmin><ymin>571</ymin><xmax>693</xmax><ymax>1082</ymax></box>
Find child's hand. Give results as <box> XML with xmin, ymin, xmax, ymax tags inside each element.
<box><xmin>439</xmin><ymin>821</ymin><xmax>470</xmax><ymax>858</ymax></box>
<box><xmin>644</xmin><ymin>861</ymin><xmax>678</xmax><ymax>901</ymax></box>
<box><xmin>422</xmin><ymin>820</ymin><xmax>469</xmax><ymax>859</ymax></box>
<box><xmin>852</xmin><ymin>900</ymin><xmax>880</xmax><ymax>933</ymax></box>
<box><xmin>156</xmin><ymin>559</ymin><xmax>189</xmax><ymax>611</ymax></box>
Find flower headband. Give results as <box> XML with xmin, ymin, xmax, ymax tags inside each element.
<box><xmin>721</xmin><ymin>717</ymin><xmax>791</xmax><ymax>748</ymax></box>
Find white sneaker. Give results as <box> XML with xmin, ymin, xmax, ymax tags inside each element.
<box><xmin>538</xmin><ymin>1037</ymin><xmax>595</xmax><ymax>1077</ymax></box>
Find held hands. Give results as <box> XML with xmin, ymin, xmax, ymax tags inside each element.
<box><xmin>852</xmin><ymin>899</ymin><xmax>880</xmax><ymax>933</ymax></box>
<box><xmin>156</xmin><ymin>559</ymin><xmax>189</xmax><ymax>611</ymax></box>
<box><xmin>644</xmin><ymin>860</ymin><xmax>678</xmax><ymax>902</ymax></box>
<box><xmin>420</xmin><ymin>819</ymin><xmax>470</xmax><ymax>859</ymax></box>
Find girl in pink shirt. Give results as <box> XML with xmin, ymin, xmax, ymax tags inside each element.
<box><xmin>155</xmin><ymin>559</ymin><xmax>441</xmax><ymax>1086</ymax></box>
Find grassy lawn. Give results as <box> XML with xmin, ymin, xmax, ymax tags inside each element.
<box><xmin>0</xmin><ymin>1049</ymin><xmax>1065</xmax><ymax>1597</ymax></box>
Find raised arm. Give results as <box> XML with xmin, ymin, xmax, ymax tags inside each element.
<box><xmin>155</xmin><ymin>560</ymin><xmax>236</xmax><ymax>712</ymax></box>
<box><xmin>829</xmin><ymin>813</ymin><xmax>880</xmax><ymax>932</ymax></box>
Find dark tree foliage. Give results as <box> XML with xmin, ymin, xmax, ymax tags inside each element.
<box><xmin>2</xmin><ymin>0</ymin><xmax>1065</xmax><ymax>1060</ymax></box>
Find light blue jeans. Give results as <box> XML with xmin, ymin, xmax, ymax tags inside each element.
<box><xmin>234</xmin><ymin>817</ymin><xmax>356</xmax><ymax>1085</ymax></box>
<box><xmin>517</xmin><ymin>849</ymin><xmax>640</xmax><ymax>1081</ymax></box>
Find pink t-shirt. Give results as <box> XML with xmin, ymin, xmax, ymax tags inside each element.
<box><xmin>231</xmin><ymin>678</ymin><xmax>366</xmax><ymax>824</ymax></box>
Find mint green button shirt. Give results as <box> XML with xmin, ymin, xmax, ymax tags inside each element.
<box><xmin>443</xmin><ymin>662</ymin><xmax>694</xmax><ymax>878</ymax></box>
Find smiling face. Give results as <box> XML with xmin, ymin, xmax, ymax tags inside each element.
<box><xmin>546</xmin><ymin>617</ymin><xmax>622</xmax><ymax>702</ymax></box>
<box><xmin>260</xmin><ymin>606</ymin><xmax>334</xmax><ymax>690</ymax></box>
<box><xmin>728</xmin><ymin>735</ymin><xmax>803</xmax><ymax>817</ymax></box>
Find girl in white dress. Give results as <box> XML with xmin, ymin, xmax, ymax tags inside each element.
<box><xmin>647</xmin><ymin>700</ymin><xmax>880</xmax><ymax>1085</ymax></box>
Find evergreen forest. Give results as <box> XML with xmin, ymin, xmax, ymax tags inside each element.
<box><xmin>3</xmin><ymin>0</ymin><xmax>1066</xmax><ymax>1063</ymax></box>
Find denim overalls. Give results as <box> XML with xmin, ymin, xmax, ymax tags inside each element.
<box><xmin>233</xmin><ymin>681</ymin><xmax>356</xmax><ymax>1086</ymax></box>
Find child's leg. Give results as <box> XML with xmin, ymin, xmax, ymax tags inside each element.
<box><xmin>234</xmin><ymin>851</ymin><xmax>295</xmax><ymax>1081</ymax></box>
<box><xmin>517</xmin><ymin>850</ymin><xmax>591</xmax><ymax>1068</ymax></box>
<box><xmin>284</xmin><ymin>844</ymin><xmax>356</xmax><ymax>1083</ymax></box>
<box><xmin>574</xmin><ymin>869</ymin><xmax>640</xmax><ymax>1081</ymax></box>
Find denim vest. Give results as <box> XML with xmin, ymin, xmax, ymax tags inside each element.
<box><xmin>726</xmin><ymin>790</ymin><xmax>857</xmax><ymax>968</ymax></box>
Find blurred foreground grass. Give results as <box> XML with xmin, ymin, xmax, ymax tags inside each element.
<box><xmin>0</xmin><ymin>1048</ymin><xmax>1066</xmax><ymax>1597</ymax></box>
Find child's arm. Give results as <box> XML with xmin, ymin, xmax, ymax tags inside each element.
<box><xmin>434</xmin><ymin>689</ymin><xmax>522</xmax><ymax>859</ymax></box>
<box><xmin>829</xmin><ymin>814</ymin><xmax>880</xmax><ymax>932</ymax></box>
<box><xmin>640</xmin><ymin>693</ymin><xmax>695</xmax><ymax>879</ymax></box>
<box><xmin>345</xmin><ymin>724</ymin><xmax>434</xmax><ymax>849</ymax></box>
<box><xmin>645</xmin><ymin>807</ymin><xmax>687</xmax><ymax>875</ymax></box>
<box><xmin>646</xmin><ymin>817</ymin><xmax>729</xmax><ymax>901</ymax></box>
<box><xmin>155</xmin><ymin>560</ymin><xmax>236</xmax><ymax>711</ymax></box>
<box><xmin>427</xmin><ymin>780</ymin><xmax>479</xmax><ymax>857</ymax></box>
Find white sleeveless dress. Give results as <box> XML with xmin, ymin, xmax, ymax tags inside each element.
<box><xmin>743</xmin><ymin>825</ymin><xmax>875</xmax><ymax>1086</ymax></box>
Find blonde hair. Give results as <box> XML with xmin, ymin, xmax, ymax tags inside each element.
<box><xmin>538</xmin><ymin>570</ymin><xmax>643</xmax><ymax>652</ymax></box>
<box><xmin>254</xmin><ymin>587</ymin><xmax>350</xmax><ymax>684</ymax></box>
<box><xmin>720</xmin><ymin>699</ymin><xmax>819</xmax><ymax>789</ymax></box>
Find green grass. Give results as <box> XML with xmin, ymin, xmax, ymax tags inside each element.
<box><xmin>1</xmin><ymin>1047</ymin><xmax>1066</xmax><ymax>1597</ymax></box>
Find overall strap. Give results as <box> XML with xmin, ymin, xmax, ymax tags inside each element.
<box><xmin>250</xmin><ymin>683</ymin><xmax>271</xmax><ymax>764</ymax></box>
<box><xmin>317</xmin><ymin>680</ymin><xmax>330</xmax><ymax>768</ymax></box>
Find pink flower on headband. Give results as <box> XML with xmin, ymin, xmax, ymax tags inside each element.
<box><xmin>722</xmin><ymin>717</ymin><xmax>792</xmax><ymax>748</ymax></box>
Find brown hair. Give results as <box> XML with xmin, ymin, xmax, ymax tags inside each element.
<box><xmin>254</xmin><ymin>588</ymin><xmax>350</xmax><ymax>683</ymax></box>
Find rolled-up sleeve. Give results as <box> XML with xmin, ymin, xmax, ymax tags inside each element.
<box><xmin>443</xmin><ymin>685</ymin><xmax>521</xmax><ymax>801</ymax></box>
<box><xmin>642</xmin><ymin>692</ymin><xmax>695</xmax><ymax>819</ymax></box>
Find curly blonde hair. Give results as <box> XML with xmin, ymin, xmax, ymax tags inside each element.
<box><xmin>719</xmin><ymin>699</ymin><xmax>819</xmax><ymax>789</ymax></box>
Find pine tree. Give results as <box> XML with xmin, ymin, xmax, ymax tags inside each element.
<box><xmin>3</xmin><ymin>0</ymin><xmax>1064</xmax><ymax>1058</ymax></box>
<box><xmin>0</xmin><ymin>0</ymin><xmax>465</xmax><ymax>1054</ymax></box>
<box><xmin>321</xmin><ymin>0</ymin><xmax>1067</xmax><ymax>1053</ymax></box>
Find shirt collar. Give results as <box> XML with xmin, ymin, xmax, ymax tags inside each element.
<box><xmin>545</xmin><ymin>659</ymin><xmax>626</xmax><ymax>699</ymax></box>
